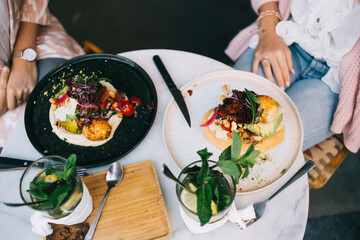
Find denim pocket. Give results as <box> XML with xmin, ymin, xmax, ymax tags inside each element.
<box><xmin>301</xmin><ymin>59</ymin><xmax>330</xmax><ymax>79</ymax></box>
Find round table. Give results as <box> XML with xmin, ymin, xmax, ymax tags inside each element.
<box><xmin>0</xmin><ymin>49</ymin><xmax>309</xmax><ymax>240</ymax></box>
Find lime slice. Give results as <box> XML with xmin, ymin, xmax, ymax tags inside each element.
<box><xmin>60</xmin><ymin>120</ymin><xmax>80</xmax><ymax>134</ymax></box>
<box><xmin>188</xmin><ymin>183</ymin><xmax>197</xmax><ymax>192</ymax></box>
<box><xmin>44</xmin><ymin>174</ymin><xmax>59</xmax><ymax>183</ymax></box>
<box><xmin>211</xmin><ymin>201</ymin><xmax>218</xmax><ymax>214</ymax></box>
<box><xmin>180</xmin><ymin>190</ymin><xmax>197</xmax><ymax>213</ymax></box>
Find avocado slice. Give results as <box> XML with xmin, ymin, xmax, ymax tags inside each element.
<box><xmin>244</xmin><ymin>113</ymin><xmax>283</xmax><ymax>137</ymax></box>
<box><xmin>60</xmin><ymin>120</ymin><xmax>80</xmax><ymax>134</ymax></box>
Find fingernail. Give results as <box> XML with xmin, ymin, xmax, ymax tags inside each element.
<box><xmin>286</xmin><ymin>81</ymin><xmax>290</xmax><ymax>87</ymax></box>
<box><xmin>2</xmin><ymin>67</ymin><xmax>9</xmax><ymax>72</ymax></box>
<box><xmin>291</xmin><ymin>68</ymin><xmax>295</xmax><ymax>74</ymax></box>
<box><xmin>280</xmin><ymin>85</ymin><xmax>285</xmax><ymax>91</ymax></box>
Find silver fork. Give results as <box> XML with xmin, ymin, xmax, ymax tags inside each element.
<box><xmin>235</xmin><ymin>160</ymin><xmax>315</xmax><ymax>229</ymax></box>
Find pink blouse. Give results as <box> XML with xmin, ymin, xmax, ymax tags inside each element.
<box><xmin>0</xmin><ymin>0</ymin><xmax>84</xmax><ymax>148</ymax></box>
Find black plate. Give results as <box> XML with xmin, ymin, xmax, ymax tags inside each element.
<box><xmin>25</xmin><ymin>54</ymin><xmax>157</xmax><ymax>167</ymax></box>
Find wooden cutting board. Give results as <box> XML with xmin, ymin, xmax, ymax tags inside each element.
<box><xmin>83</xmin><ymin>160</ymin><xmax>171</xmax><ymax>240</ymax></box>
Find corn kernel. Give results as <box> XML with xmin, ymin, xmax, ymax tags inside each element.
<box><xmin>49</xmin><ymin>97</ymin><xmax>56</xmax><ymax>104</ymax></box>
<box><xmin>112</xmin><ymin>102</ymin><xmax>118</xmax><ymax>109</ymax></box>
<box><xmin>222</xmin><ymin>85</ymin><xmax>230</xmax><ymax>94</ymax></box>
<box><xmin>108</xmin><ymin>91</ymin><xmax>116</xmax><ymax>98</ymax></box>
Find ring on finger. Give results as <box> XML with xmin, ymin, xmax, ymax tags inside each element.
<box><xmin>261</xmin><ymin>56</ymin><xmax>271</xmax><ymax>64</ymax></box>
<box><xmin>16</xmin><ymin>100</ymin><xmax>22</xmax><ymax>105</ymax></box>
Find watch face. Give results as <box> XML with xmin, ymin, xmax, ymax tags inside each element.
<box><xmin>23</xmin><ymin>48</ymin><xmax>37</xmax><ymax>61</ymax></box>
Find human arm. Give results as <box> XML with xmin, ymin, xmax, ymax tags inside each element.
<box><xmin>252</xmin><ymin>1</ymin><xmax>294</xmax><ymax>89</ymax></box>
<box><xmin>6</xmin><ymin>21</ymin><xmax>38</xmax><ymax>110</ymax></box>
<box><xmin>0</xmin><ymin>66</ymin><xmax>9</xmax><ymax>116</ymax></box>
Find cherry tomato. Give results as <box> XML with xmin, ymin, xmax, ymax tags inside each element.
<box><xmin>130</xmin><ymin>97</ymin><xmax>142</xmax><ymax>106</ymax></box>
<box><xmin>122</xmin><ymin>103</ymin><xmax>134</xmax><ymax>116</ymax></box>
<box><xmin>100</xmin><ymin>101</ymin><xmax>107</xmax><ymax>109</ymax></box>
<box><xmin>227</xmin><ymin>132</ymin><xmax>233</xmax><ymax>138</ymax></box>
<box><xmin>221</xmin><ymin>124</ymin><xmax>231</xmax><ymax>132</ymax></box>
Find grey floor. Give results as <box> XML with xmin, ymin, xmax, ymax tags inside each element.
<box><xmin>49</xmin><ymin>1</ymin><xmax>360</xmax><ymax>239</ymax></box>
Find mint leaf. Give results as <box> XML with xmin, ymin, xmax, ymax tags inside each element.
<box><xmin>217</xmin><ymin>160</ymin><xmax>241</xmax><ymax>179</ymax></box>
<box><xmin>214</xmin><ymin>186</ymin><xmax>219</xmax><ymax>205</ymax></box>
<box><xmin>182</xmin><ymin>165</ymin><xmax>201</xmax><ymax>175</ymax></box>
<box><xmin>196</xmin><ymin>148</ymin><xmax>212</xmax><ymax>185</ymax></box>
<box><xmin>212</xmin><ymin>171</ymin><xmax>232</xmax><ymax>211</ymax></box>
<box><xmin>241</xmin><ymin>165</ymin><xmax>250</xmax><ymax>179</ymax></box>
<box><xmin>64</xmin><ymin>154</ymin><xmax>77</xmax><ymax>180</ymax></box>
<box><xmin>231</xmin><ymin>131</ymin><xmax>242</xmax><ymax>161</ymax></box>
<box><xmin>241</xmin><ymin>150</ymin><xmax>260</xmax><ymax>166</ymax></box>
<box><xmin>196</xmin><ymin>183</ymin><xmax>213</xmax><ymax>226</ymax></box>
<box><xmin>219</xmin><ymin>146</ymin><xmax>231</xmax><ymax>162</ymax></box>
<box><xmin>45</xmin><ymin>167</ymin><xmax>55</xmax><ymax>175</ymax></box>
<box><xmin>239</xmin><ymin>144</ymin><xmax>260</xmax><ymax>166</ymax></box>
<box><xmin>50</xmin><ymin>184</ymin><xmax>72</xmax><ymax>209</ymax></box>
<box><xmin>219</xmin><ymin>194</ymin><xmax>230</xmax><ymax>212</ymax></box>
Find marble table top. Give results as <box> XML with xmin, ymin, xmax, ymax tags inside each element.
<box><xmin>0</xmin><ymin>49</ymin><xmax>308</xmax><ymax>240</ymax></box>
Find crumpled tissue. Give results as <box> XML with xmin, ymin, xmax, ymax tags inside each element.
<box><xmin>180</xmin><ymin>202</ymin><xmax>255</xmax><ymax>234</ymax></box>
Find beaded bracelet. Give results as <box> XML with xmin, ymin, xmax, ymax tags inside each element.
<box><xmin>256</xmin><ymin>10</ymin><xmax>282</xmax><ymax>26</ymax></box>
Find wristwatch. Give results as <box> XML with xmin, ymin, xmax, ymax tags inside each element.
<box><xmin>12</xmin><ymin>48</ymin><xmax>37</xmax><ymax>62</ymax></box>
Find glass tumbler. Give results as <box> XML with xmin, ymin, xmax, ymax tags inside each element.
<box><xmin>19</xmin><ymin>155</ymin><xmax>83</xmax><ymax>219</ymax></box>
<box><xmin>176</xmin><ymin>160</ymin><xmax>236</xmax><ymax>224</ymax></box>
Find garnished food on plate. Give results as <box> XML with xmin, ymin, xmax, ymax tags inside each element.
<box><xmin>49</xmin><ymin>74</ymin><xmax>142</xmax><ymax>146</ymax></box>
<box><xmin>201</xmin><ymin>87</ymin><xmax>284</xmax><ymax>153</ymax></box>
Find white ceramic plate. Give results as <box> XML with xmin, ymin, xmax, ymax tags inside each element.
<box><xmin>163</xmin><ymin>70</ymin><xmax>303</xmax><ymax>193</ymax></box>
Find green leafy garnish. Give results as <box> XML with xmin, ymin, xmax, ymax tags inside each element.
<box><xmin>244</xmin><ymin>88</ymin><xmax>260</xmax><ymax>124</ymax></box>
<box><xmin>64</xmin><ymin>154</ymin><xmax>76</xmax><ymax>180</ymax></box>
<box><xmin>170</xmin><ymin>133</ymin><xmax>262</xmax><ymax>226</ymax></box>
<box><xmin>27</xmin><ymin>154</ymin><xmax>77</xmax><ymax>212</ymax></box>
<box><xmin>217</xmin><ymin>131</ymin><xmax>260</xmax><ymax>184</ymax></box>
<box><xmin>196</xmin><ymin>183</ymin><xmax>213</xmax><ymax>226</ymax></box>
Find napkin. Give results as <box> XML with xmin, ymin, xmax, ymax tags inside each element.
<box><xmin>180</xmin><ymin>202</ymin><xmax>255</xmax><ymax>234</ymax></box>
<box><xmin>30</xmin><ymin>182</ymin><xmax>92</xmax><ymax>236</ymax></box>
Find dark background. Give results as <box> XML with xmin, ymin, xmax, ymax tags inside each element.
<box><xmin>49</xmin><ymin>1</ymin><xmax>360</xmax><ymax>239</ymax></box>
<box><xmin>49</xmin><ymin>0</ymin><xmax>256</xmax><ymax>64</ymax></box>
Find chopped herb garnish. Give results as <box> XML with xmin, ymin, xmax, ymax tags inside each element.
<box><xmin>281</xmin><ymin>168</ymin><xmax>287</xmax><ymax>174</ymax></box>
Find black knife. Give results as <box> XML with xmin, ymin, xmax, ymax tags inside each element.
<box><xmin>0</xmin><ymin>156</ymin><xmax>33</xmax><ymax>169</ymax></box>
<box><xmin>153</xmin><ymin>55</ymin><xmax>191</xmax><ymax>127</ymax></box>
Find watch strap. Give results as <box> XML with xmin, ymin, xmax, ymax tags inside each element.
<box><xmin>12</xmin><ymin>50</ymin><xmax>23</xmax><ymax>59</ymax></box>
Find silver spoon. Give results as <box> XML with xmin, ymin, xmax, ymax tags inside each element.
<box><xmin>84</xmin><ymin>162</ymin><xmax>123</xmax><ymax>240</ymax></box>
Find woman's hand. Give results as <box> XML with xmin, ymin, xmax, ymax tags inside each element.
<box><xmin>253</xmin><ymin>2</ymin><xmax>294</xmax><ymax>90</ymax></box>
<box><xmin>252</xmin><ymin>30</ymin><xmax>294</xmax><ymax>90</ymax></box>
<box><xmin>0</xmin><ymin>65</ymin><xmax>10</xmax><ymax>117</ymax></box>
<box><xmin>6</xmin><ymin>58</ymin><xmax>37</xmax><ymax>110</ymax></box>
